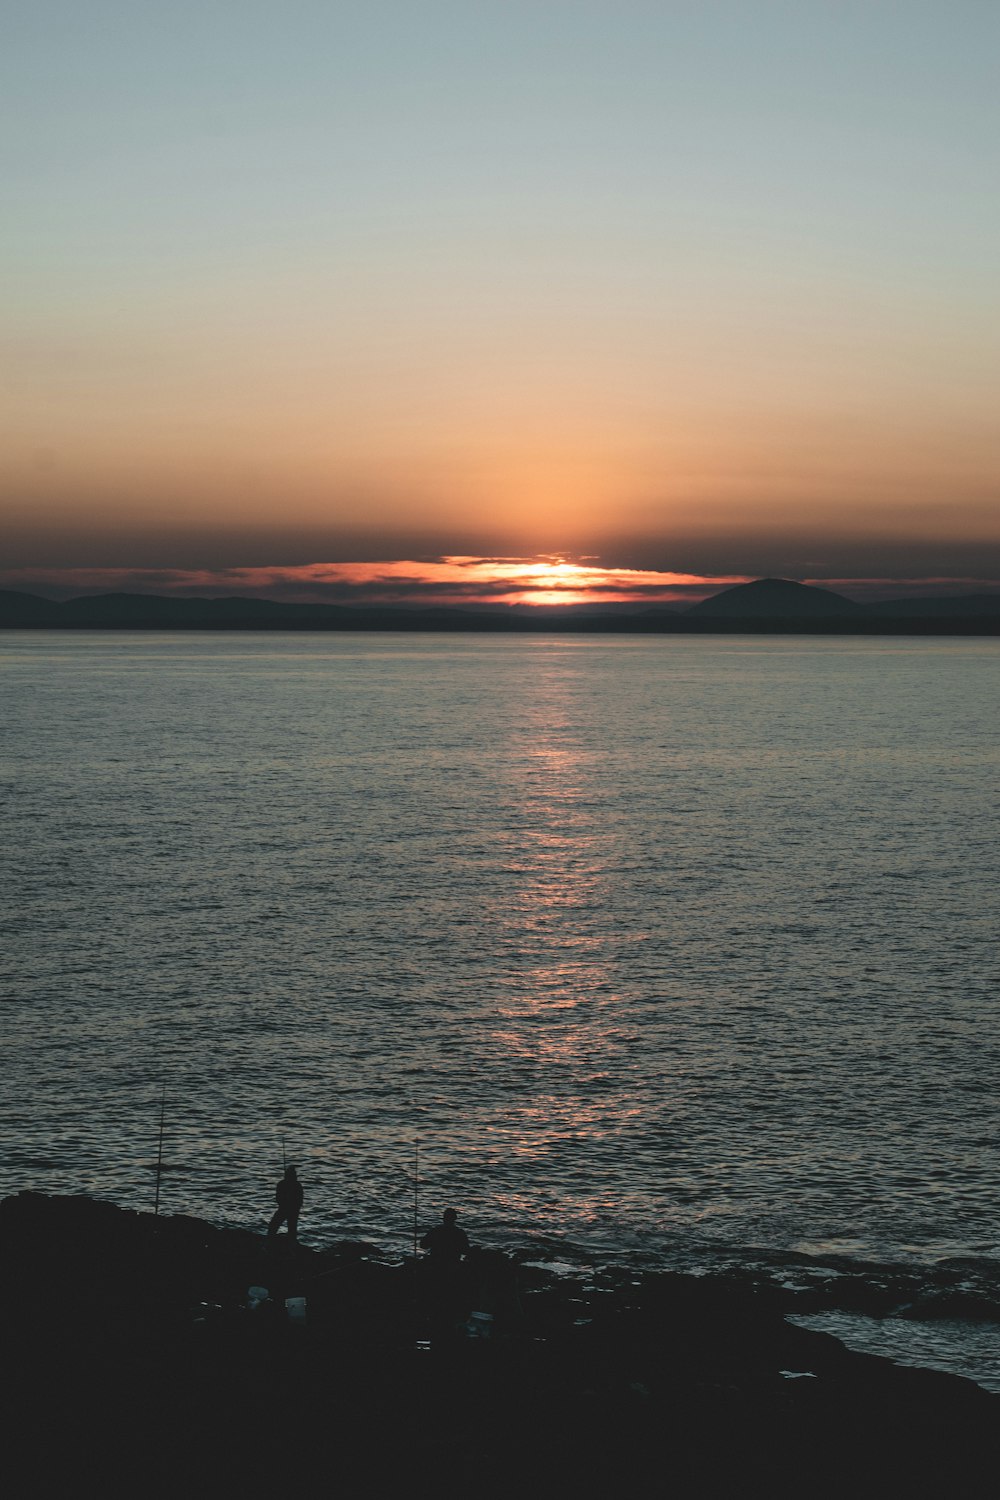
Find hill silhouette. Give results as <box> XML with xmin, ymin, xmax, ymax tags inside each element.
<box><xmin>1</xmin><ymin>581</ymin><xmax>998</xmax><ymax>633</ymax></box>
<box><xmin>685</xmin><ymin>577</ymin><xmax>859</xmax><ymax>620</ymax></box>
<box><xmin>0</xmin><ymin>589</ymin><xmax>61</xmax><ymax>624</ymax></box>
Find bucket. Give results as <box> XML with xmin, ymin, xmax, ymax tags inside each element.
<box><xmin>247</xmin><ymin>1286</ymin><xmax>269</xmax><ymax>1309</ymax></box>
<box><xmin>285</xmin><ymin>1296</ymin><xmax>307</xmax><ymax>1326</ymax></box>
<box><xmin>465</xmin><ymin>1310</ymin><xmax>493</xmax><ymax>1339</ymax></box>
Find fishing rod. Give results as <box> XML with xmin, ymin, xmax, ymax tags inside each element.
<box><xmin>412</xmin><ymin>1139</ymin><xmax>419</xmax><ymax>1263</ymax></box>
<box><xmin>153</xmin><ymin>1084</ymin><xmax>166</xmax><ymax>1216</ymax></box>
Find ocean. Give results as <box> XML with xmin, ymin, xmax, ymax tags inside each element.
<box><xmin>3</xmin><ymin>630</ymin><xmax>999</xmax><ymax>1387</ymax></box>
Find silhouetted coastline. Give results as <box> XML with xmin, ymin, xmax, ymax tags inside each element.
<box><xmin>3</xmin><ymin>579</ymin><xmax>1000</xmax><ymax>634</ymax></box>
<box><xmin>3</xmin><ymin>1192</ymin><xmax>997</xmax><ymax>1496</ymax></box>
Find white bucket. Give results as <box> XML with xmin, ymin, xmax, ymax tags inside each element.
<box><xmin>285</xmin><ymin>1296</ymin><xmax>307</xmax><ymax>1325</ymax></box>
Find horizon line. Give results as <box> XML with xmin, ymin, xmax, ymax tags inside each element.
<box><xmin>4</xmin><ymin>559</ymin><xmax>1000</xmax><ymax>610</ymax></box>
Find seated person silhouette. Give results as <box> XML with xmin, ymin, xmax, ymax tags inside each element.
<box><xmin>420</xmin><ymin>1207</ymin><xmax>469</xmax><ymax>1264</ymax></box>
<box><xmin>267</xmin><ymin>1165</ymin><xmax>303</xmax><ymax>1244</ymax></box>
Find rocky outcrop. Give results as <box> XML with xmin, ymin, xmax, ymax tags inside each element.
<box><xmin>3</xmin><ymin>1192</ymin><xmax>997</xmax><ymax>1495</ymax></box>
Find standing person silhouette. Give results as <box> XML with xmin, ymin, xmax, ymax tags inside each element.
<box><xmin>419</xmin><ymin>1208</ymin><xmax>470</xmax><ymax>1339</ymax></box>
<box><xmin>267</xmin><ymin>1165</ymin><xmax>303</xmax><ymax>1244</ymax></box>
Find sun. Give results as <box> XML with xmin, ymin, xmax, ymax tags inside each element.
<box><xmin>502</xmin><ymin>559</ymin><xmax>603</xmax><ymax>606</ymax></box>
<box><xmin>519</xmin><ymin>560</ymin><xmax>597</xmax><ymax>600</ymax></box>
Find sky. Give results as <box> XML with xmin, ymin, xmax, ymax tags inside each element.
<box><xmin>2</xmin><ymin>1</ymin><xmax>998</xmax><ymax>607</ymax></box>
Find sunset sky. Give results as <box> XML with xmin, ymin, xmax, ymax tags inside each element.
<box><xmin>3</xmin><ymin>2</ymin><xmax>998</xmax><ymax>607</ymax></box>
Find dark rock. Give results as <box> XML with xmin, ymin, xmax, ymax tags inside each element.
<box><xmin>2</xmin><ymin>1193</ymin><xmax>997</xmax><ymax>1496</ymax></box>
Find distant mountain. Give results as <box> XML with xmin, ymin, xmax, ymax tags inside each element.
<box><xmin>56</xmin><ymin>592</ymin><xmax>351</xmax><ymax>628</ymax></box>
<box><xmin>685</xmin><ymin>577</ymin><xmax>859</xmax><ymax>620</ymax></box>
<box><xmin>0</xmin><ymin>589</ymin><xmax>685</xmax><ymax>634</ymax></box>
<box><xmin>0</xmin><ymin>589</ymin><xmax>61</xmax><ymax>624</ymax></box>
<box><xmin>1</xmin><ymin>583</ymin><xmax>998</xmax><ymax>633</ymax></box>
<box><xmin>866</xmin><ymin>592</ymin><xmax>1000</xmax><ymax>621</ymax></box>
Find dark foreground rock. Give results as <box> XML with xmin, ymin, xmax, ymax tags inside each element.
<box><xmin>3</xmin><ymin>1193</ymin><xmax>997</xmax><ymax>1497</ymax></box>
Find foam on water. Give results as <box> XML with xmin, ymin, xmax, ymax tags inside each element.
<box><xmin>790</xmin><ymin>1312</ymin><xmax>1000</xmax><ymax>1395</ymax></box>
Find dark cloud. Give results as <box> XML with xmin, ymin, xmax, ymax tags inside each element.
<box><xmin>4</xmin><ymin>506</ymin><xmax>1000</xmax><ymax>602</ymax></box>
<box><xmin>592</xmin><ymin>531</ymin><xmax>1000</xmax><ymax>582</ymax></box>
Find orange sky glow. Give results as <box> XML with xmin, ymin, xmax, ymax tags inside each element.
<box><xmin>3</xmin><ymin>6</ymin><xmax>998</xmax><ymax>601</ymax></box>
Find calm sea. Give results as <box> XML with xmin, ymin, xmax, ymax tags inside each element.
<box><xmin>3</xmin><ymin>631</ymin><xmax>999</xmax><ymax>1385</ymax></box>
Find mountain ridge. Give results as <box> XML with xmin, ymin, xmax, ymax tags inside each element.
<box><xmin>685</xmin><ymin>577</ymin><xmax>859</xmax><ymax>619</ymax></box>
<box><xmin>2</xmin><ymin>581</ymin><xmax>999</xmax><ymax>633</ymax></box>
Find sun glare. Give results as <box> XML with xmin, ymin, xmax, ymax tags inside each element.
<box><xmin>509</xmin><ymin>560</ymin><xmax>599</xmax><ymax>605</ymax></box>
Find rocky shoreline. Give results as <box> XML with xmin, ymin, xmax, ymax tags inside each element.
<box><xmin>4</xmin><ymin>1192</ymin><xmax>997</xmax><ymax>1496</ymax></box>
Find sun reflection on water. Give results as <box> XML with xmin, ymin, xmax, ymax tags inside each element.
<box><xmin>479</xmin><ymin>651</ymin><xmax>647</xmax><ymax>1214</ymax></box>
